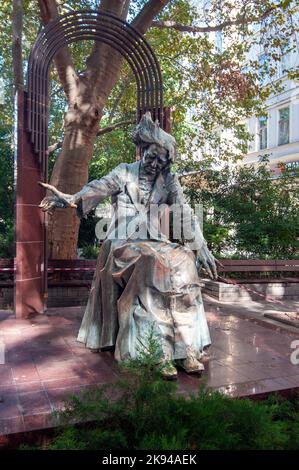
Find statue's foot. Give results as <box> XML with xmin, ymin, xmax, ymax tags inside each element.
<box><xmin>160</xmin><ymin>362</ymin><xmax>178</xmax><ymax>380</ymax></box>
<box><xmin>198</xmin><ymin>348</ymin><xmax>211</xmax><ymax>364</ymax></box>
<box><xmin>176</xmin><ymin>357</ymin><xmax>205</xmax><ymax>375</ymax></box>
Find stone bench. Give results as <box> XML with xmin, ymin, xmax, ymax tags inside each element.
<box><xmin>202</xmin><ymin>278</ymin><xmax>299</xmax><ymax>302</ymax></box>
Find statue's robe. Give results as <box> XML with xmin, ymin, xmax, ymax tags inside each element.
<box><xmin>75</xmin><ymin>161</ymin><xmax>211</xmax><ymax>361</ymax></box>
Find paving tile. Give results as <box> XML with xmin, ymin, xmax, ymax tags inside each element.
<box><xmin>39</xmin><ymin>356</ymin><xmax>82</xmax><ymax>368</ymax></box>
<box><xmin>214</xmin><ymin>377</ymin><xmax>291</xmax><ymax>398</ymax></box>
<box><xmin>66</xmin><ymin>345</ymin><xmax>92</xmax><ymax>358</ymax></box>
<box><xmin>32</xmin><ymin>347</ymin><xmax>75</xmax><ymax>366</ymax></box>
<box><xmin>18</xmin><ymin>390</ymin><xmax>52</xmax><ymax>416</ymax></box>
<box><xmin>5</xmin><ymin>349</ymin><xmax>33</xmax><ymax>365</ymax></box>
<box><xmin>204</xmin><ymin>363</ymin><xmax>252</xmax><ymax>388</ymax></box>
<box><xmin>229</xmin><ymin>360</ymin><xmax>299</xmax><ymax>382</ymax></box>
<box><xmin>83</xmin><ymin>363</ymin><xmax>120</xmax><ymax>384</ymax></box>
<box><xmin>208</xmin><ymin>346</ymin><xmax>226</xmax><ymax>360</ymax></box>
<box><xmin>29</xmin><ymin>315</ymin><xmax>50</xmax><ymax>326</ymax></box>
<box><xmin>218</xmin><ymin>351</ymin><xmax>289</xmax><ymax>367</ymax></box>
<box><xmin>0</xmin><ymin>384</ymin><xmax>17</xmax><ymax>395</ymax></box>
<box><xmin>270</xmin><ymin>375</ymin><xmax>299</xmax><ymax>391</ymax></box>
<box><xmin>42</xmin><ymin>375</ymin><xmax>95</xmax><ymax>391</ymax></box>
<box><xmin>19</xmin><ymin>328</ymin><xmax>57</xmax><ymax>343</ymax></box>
<box><xmin>0</xmin><ymin>392</ymin><xmax>20</xmax><ymax>419</ymax></box>
<box><xmin>229</xmin><ymin>344</ymin><xmax>287</xmax><ymax>362</ymax></box>
<box><xmin>12</xmin><ymin>364</ymin><xmax>40</xmax><ymax>383</ymax></box>
<box><xmin>276</xmin><ymin>374</ymin><xmax>299</xmax><ymax>387</ymax></box>
<box><xmin>48</xmin><ymin>317</ymin><xmax>75</xmax><ymax>328</ymax></box>
<box><xmin>36</xmin><ymin>367</ymin><xmax>80</xmax><ymax>381</ymax></box>
<box><xmin>29</xmin><ymin>335</ymin><xmax>70</xmax><ymax>348</ymax></box>
<box><xmin>0</xmin><ymin>416</ymin><xmax>24</xmax><ymax>436</ymax></box>
<box><xmin>0</xmin><ymin>365</ymin><xmax>13</xmax><ymax>386</ymax></box>
<box><xmin>46</xmin><ymin>385</ymin><xmax>90</xmax><ymax>412</ymax></box>
<box><xmin>176</xmin><ymin>372</ymin><xmax>203</xmax><ymax>395</ymax></box>
<box><xmin>15</xmin><ymin>380</ymin><xmax>43</xmax><ymax>394</ymax></box>
<box><xmin>23</xmin><ymin>412</ymin><xmax>53</xmax><ymax>432</ymax></box>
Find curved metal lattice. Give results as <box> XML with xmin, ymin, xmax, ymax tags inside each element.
<box><xmin>26</xmin><ymin>10</ymin><xmax>164</xmax><ymax>175</ymax></box>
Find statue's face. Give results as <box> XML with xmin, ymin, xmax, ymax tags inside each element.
<box><xmin>142</xmin><ymin>144</ymin><xmax>169</xmax><ymax>176</ymax></box>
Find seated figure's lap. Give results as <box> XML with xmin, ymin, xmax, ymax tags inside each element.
<box><xmin>113</xmin><ymin>240</ymin><xmax>200</xmax><ymax>293</ymax></box>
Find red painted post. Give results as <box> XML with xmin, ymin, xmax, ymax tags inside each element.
<box><xmin>14</xmin><ymin>91</ymin><xmax>47</xmax><ymax>318</ymax></box>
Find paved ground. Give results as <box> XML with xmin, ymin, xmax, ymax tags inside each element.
<box><xmin>203</xmin><ymin>293</ymin><xmax>299</xmax><ymax>334</ymax></box>
<box><xmin>0</xmin><ymin>297</ymin><xmax>299</xmax><ymax>437</ymax></box>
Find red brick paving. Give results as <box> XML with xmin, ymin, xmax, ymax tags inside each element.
<box><xmin>0</xmin><ymin>302</ymin><xmax>298</xmax><ymax>437</ymax></box>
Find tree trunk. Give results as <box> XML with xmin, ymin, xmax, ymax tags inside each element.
<box><xmin>48</xmin><ymin>54</ymin><xmax>125</xmax><ymax>259</ymax></box>
<box><xmin>12</xmin><ymin>0</ymin><xmax>24</xmax><ymax>93</ymax></box>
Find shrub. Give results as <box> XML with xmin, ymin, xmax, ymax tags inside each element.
<box><xmin>21</xmin><ymin>328</ymin><xmax>299</xmax><ymax>450</ymax></box>
<box><xmin>184</xmin><ymin>160</ymin><xmax>299</xmax><ymax>259</ymax></box>
<box><xmin>80</xmin><ymin>244</ymin><xmax>100</xmax><ymax>259</ymax></box>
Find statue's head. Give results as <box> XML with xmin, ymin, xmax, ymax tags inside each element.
<box><xmin>132</xmin><ymin>112</ymin><xmax>176</xmax><ymax>176</ymax></box>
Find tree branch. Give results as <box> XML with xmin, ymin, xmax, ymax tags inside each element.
<box><xmin>178</xmin><ymin>170</ymin><xmax>203</xmax><ymax>179</ymax></box>
<box><xmin>47</xmin><ymin>119</ymin><xmax>134</xmax><ymax>154</ymax></box>
<box><xmin>108</xmin><ymin>73</ymin><xmax>135</xmax><ymax>123</ymax></box>
<box><xmin>132</xmin><ymin>0</ymin><xmax>171</xmax><ymax>35</ymax></box>
<box><xmin>85</xmin><ymin>0</ymin><xmax>130</xmax><ymax>88</ymax></box>
<box><xmin>86</xmin><ymin>0</ymin><xmax>171</xmax><ymax>100</ymax></box>
<box><xmin>98</xmin><ymin>0</ymin><xmax>129</xmax><ymax>19</ymax></box>
<box><xmin>12</xmin><ymin>0</ymin><xmax>23</xmax><ymax>94</ymax></box>
<box><xmin>121</xmin><ymin>0</ymin><xmax>131</xmax><ymax>20</ymax></box>
<box><xmin>38</xmin><ymin>0</ymin><xmax>78</xmax><ymax>102</ymax></box>
<box><xmin>97</xmin><ymin>119</ymin><xmax>134</xmax><ymax>136</ymax></box>
<box><xmin>46</xmin><ymin>141</ymin><xmax>63</xmax><ymax>155</ymax></box>
<box><xmin>151</xmin><ymin>4</ymin><xmax>286</xmax><ymax>34</ymax></box>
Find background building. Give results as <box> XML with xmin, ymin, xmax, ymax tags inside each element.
<box><xmin>242</xmin><ymin>38</ymin><xmax>299</xmax><ymax>177</ymax></box>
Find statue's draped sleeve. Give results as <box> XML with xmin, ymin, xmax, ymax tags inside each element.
<box><xmin>165</xmin><ymin>173</ymin><xmax>206</xmax><ymax>251</ymax></box>
<box><xmin>73</xmin><ymin>163</ymin><xmax>126</xmax><ymax>218</ymax></box>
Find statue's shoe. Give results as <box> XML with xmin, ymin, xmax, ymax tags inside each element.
<box><xmin>160</xmin><ymin>362</ymin><xmax>178</xmax><ymax>380</ymax></box>
<box><xmin>198</xmin><ymin>349</ymin><xmax>211</xmax><ymax>364</ymax></box>
<box><xmin>176</xmin><ymin>357</ymin><xmax>205</xmax><ymax>374</ymax></box>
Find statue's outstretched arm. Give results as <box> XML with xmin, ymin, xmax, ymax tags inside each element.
<box><xmin>39</xmin><ymin>163</ymin><xmax>126</xmax><ymax>218</ymax></box>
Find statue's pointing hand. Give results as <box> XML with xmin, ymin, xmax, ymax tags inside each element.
<box><xmin>38</xmin><ymin>182</ymin><xmax>77</xmax><ymax>216</ymax></box>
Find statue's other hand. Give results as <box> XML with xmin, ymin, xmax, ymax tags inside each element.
<box><xmin>38</xmin><ymin>182</ymin><xmax>77</xmax><ymax>216</ymax></box>
<box><xmin>196</xmin><ymin>243</ymin><xmax>220</xmax><ymax>280</ymax></box>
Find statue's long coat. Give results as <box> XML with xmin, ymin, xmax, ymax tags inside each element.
<box><xmin>76</xmin><ymin>161</ymin><xmax>211</xmax><ymax>361</ymax></box>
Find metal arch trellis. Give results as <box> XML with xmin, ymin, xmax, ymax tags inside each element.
<box><xmin>26</xmin><ymin>10</ymin><xmax>164</xmax><ymax>179</ymax></box>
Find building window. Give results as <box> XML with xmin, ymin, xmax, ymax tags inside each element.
<box><xmin>215</xmin><ymin>31</ymin><xmax>223</xmax><ymax>52</ymax></box>
<box><xmin>0</xmin><ymin>78</ymin><xmax>4</xmax><ymax>105</ymax></box>
<box><xmin>278</xmin><ymin>36</ymin><xmax>293</xmax><ymax>77</ymax></box>
<box><xmin>279</xmin><ymin>53</ymin><xmax>291</xmax><ymax>77</ymax></box>
<box><xmin>278</xmin><ymin>107</ymin><xmax>290</xmax><ymax>146</ymax></box>
<box><xmin>258</xmin><ymin>53</ymin><xmax>270</xmax><ymax>83</ymax></box>
<box><xmin>259</xmin><ymin>116</ymin><xmax>267</xmax><ymax>150</ymax></box>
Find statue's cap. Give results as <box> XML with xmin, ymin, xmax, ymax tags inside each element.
<box><xmin>132</xmin><ymin>112</ymin><xmax>176</xmax><ymax>161</ymax></box>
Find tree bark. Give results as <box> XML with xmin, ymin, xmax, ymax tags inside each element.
<box><xmin>12</xmin><ymin>0</ymin><xmax>23</xmax><ymax>94</ymax></box>
<box><xmin>38</xmin><ymin>0</ymin><xmax>170</xmax><ymax>259</ymax></box>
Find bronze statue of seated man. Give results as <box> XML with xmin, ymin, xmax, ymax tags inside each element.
<box><xmin>39</xmin><ymin>112</ymin><xmax>218</xmax><ymax>379</ymax></box>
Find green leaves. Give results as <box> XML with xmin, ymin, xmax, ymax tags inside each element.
<box><xmin>185</xmin><ymin>160</ymin><xmax>299</xmax><ymax>259</ymax></box>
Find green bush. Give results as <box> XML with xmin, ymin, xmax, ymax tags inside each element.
<box><xmin>21</xmin><ymin>328</ymin><xmax>299</xmax><ymax>451</ymax></box>
<box><xmin>0</xmin><ymin>126</ymin><xmax>14</xmax><ymax>258</ymax></box>
<box><xmin>185</xmin><ymin>159</ymin><xmax>299</xmax><ymax>259</ymax></box>
<box><xmin>80</xmin><ymin>244</ymin><xmax>100</xmax><ymax>259</ymax></box>
<box><xmin>0</xmin><ymin>220</ymin><xmax>15</xmax><ymax>258</ymax></box>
